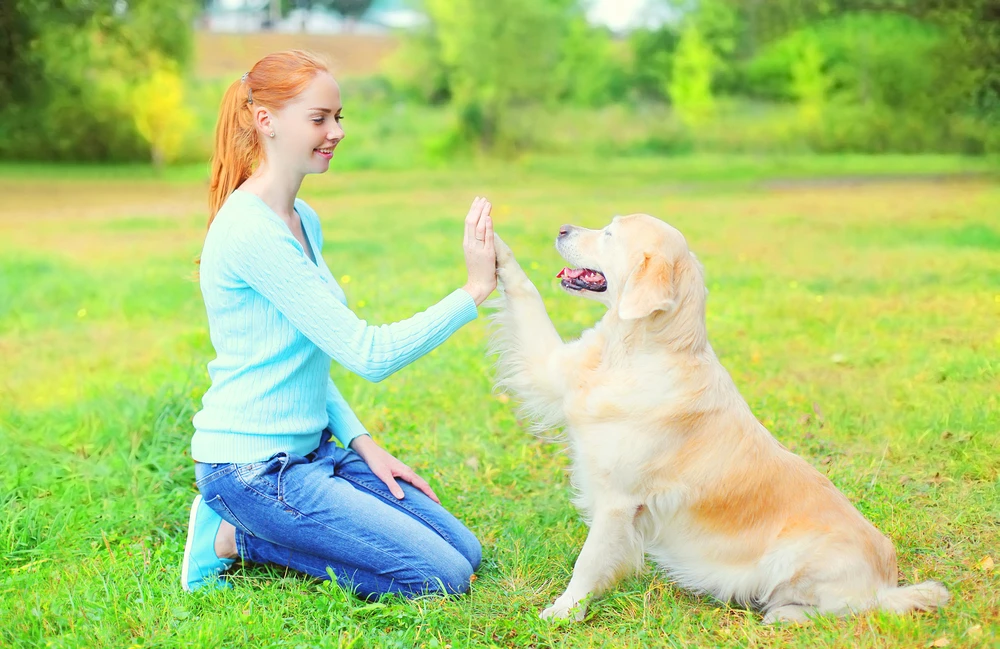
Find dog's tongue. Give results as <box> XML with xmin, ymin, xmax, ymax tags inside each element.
<box><xmin>557</xmin><ymin>267</ymin><xmax>587</xmax><ymax>279</ymax></box>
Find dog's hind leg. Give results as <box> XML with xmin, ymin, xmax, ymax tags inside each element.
<box><xmin>542</xmin><ymin>503</ymin><xmax>645</xmax><ymax>621</ymax></box>
<box><xmin>488</xmin><ymin>234</ymin><xmax>576</xmax><ymax>427</ymax></box>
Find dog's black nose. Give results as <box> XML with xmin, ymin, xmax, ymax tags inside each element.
<box><xmin>558</xmin><ymin>225</ymin><xmax>571</xmax><ymax>238</ymax></box>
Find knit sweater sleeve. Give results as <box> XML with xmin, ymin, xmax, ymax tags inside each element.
<box><xmin>325</xmin><ymin>377</ymin><xmax>370</xmax><ymax>448</ymax></box>
<box><xmin>228</xmin><ymin>215</ymin><xmax>478</xmax><ymax>383</ymax></box>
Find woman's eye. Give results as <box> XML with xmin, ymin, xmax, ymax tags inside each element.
<box><xmin>312</xmin><ymin>117</ymin><xmax>325</xmax><ymax>124</ymax></box>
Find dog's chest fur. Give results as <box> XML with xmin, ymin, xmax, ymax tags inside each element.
<box><xmin>560</xmin><ymin>324</ymin><xmax>690</xmax><ymax>509</ymax></box>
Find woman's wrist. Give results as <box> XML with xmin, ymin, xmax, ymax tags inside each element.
<box><xmin>349</xmin><ymin>433</ymin><xmax>374</xmax><ymax>454</ymax></box>
<box><xmin>461</xmin><ymin>282</ymin><xmax>491</xmax><ymax>306</ymax></box>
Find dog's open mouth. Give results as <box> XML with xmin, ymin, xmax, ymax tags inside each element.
<box><xmin>557</xmin><ymin>267</ymin><xmax>607</xmax><ymax>292</ymax></box>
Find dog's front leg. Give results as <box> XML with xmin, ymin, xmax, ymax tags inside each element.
<box><xmin>488</xmin><ymin>234</ymin><xmax>573</xmax><ymax>428</ymax></box>
<box><xmin>542</xmin><ymin>504</ymin><xmax>644</xmax><ymax>621</ymax></box>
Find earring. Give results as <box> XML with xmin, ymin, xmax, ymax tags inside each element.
<box><xmin>269</xmin><ymin>131</ymin><xmax>275</xmax><ymax>138</ymax></box>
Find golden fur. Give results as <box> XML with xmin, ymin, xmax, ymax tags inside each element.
<box><xmin>488</xmin><ymin>215</ymin><xmax>948</xmax><ymax>623</ymax></box>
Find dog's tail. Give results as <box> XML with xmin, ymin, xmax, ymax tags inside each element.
<box><xmin>874</xmin><ymin>581</ymin><xmax>950</xmax><ymax>614</ymax></box>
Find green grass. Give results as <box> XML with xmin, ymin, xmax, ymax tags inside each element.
<box><xmin>1</xmin><ymin>157</ymin><xmax>997</xmax><ymax>648</ymax></box>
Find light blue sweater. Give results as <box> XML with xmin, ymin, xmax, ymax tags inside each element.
<box><xmin>191</xmin><ymin>190</ymin><xmax>478</xmax><ymax>463</ymax></box>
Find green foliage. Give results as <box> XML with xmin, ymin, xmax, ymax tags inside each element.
<box><xmin>0</xmin><ymin>0</ymin><xmax>198</xmax><ymax>162</ymax></box>
<box><xmin>131</xmin><ymin>60</ymin><xmax>196</xmax><ymax>170</ymax></box>
<box><xmin>3</xmin><ymin>0</ymin><xmax>999</xmax><ymax>160</ymax></box>
<box><xmin>744</xmin><ymin>13</ymin><xmax>943</xmax><ymax>105</ymax></box>
<box><xmin>382</xmin><ymin>28</ymin><xmax>452</xmax><ymax>104</ymax></box>
<box><xmin>669</xmin><ymin>25</ymin><xmax>717</xmax><ymax>128</ymax></box>
<box><xmin>686</xmin><ymin>0</ymin><xmax>742</xmax><ymax>92</ymax></box>
<box><xmin>551</xmin><ymin>19</ymin><xmax>628</xmax><ymax>107</ymax></box>
<box><xmin>789</xmin><ymin>36</ymin><xmax>831</xmax><ymax>129</ymax></box>
<box><xmin>389</xmin><ymin>0</ymin><xmax>594</xmax><ymax>150</ymax></box>
<box><xmin>627</xmin><ymin>25</ymin><xmax>679</xmax><ymax>101</ymax></box>
<box><xmin>734</xmin><ymin>11</ymin><xmax>1000</xmax><ymax>153</ymax></box>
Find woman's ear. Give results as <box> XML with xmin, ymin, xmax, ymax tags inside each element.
<box><xmin>252</xmin><ymin>107</ymin><xmax>272</xmax><ymax>137</ymax></box>
<box><xmin>618</xmin><ymin>253</ymin><xmax>675</xmax><ymax>320</ymax></box>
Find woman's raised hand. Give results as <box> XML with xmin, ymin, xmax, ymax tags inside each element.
<box><xmin>461</xmin><ymin>197</ymin><xmax>497</xmax><ymax>306</ymax></box>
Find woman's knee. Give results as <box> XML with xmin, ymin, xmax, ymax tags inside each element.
<box><xmin>418</xmin><ymin>552</ymin><xmax>475</xmax><ymax>596</ymax></box>
<box><xmin>457</xmin><ymin>532</ymin><xmax>482</xmax><ymax>573</ymax></box>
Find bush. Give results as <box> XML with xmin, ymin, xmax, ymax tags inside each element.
<box><xmin>551</xmin><ymin>19</ymin><xmax>630</xmax><ymax>107</ymax></box>
<box><xmin>0</xmin><ymin>0</ymin><xmax>197</xmax><ymax>162</ymax></box>
<box><xmin>132</xmin><ymin>60</ymin><xmax>196</xmax><ymax>170</ymax></box>
<box><xmin>384</xmin><ymin>0</ymin><xmax>633</xmax><ymax>151</ymax></box>
<box><xmin>627</xmin><ymin>26</ymin><xmax>679</xmax><ymax>102</ymax></box>
<box><xmin>743</xmin><ymin>12</ymin><xmax>944</xmax><ymax>108</ymax></box>
<box><xmin>669</xmin><ymin>25</ymin><xmax>718</xmax><ymax>128</ymax></box>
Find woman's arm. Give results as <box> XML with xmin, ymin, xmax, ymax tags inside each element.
<box><xmin>325</xmin><ymin>377</ymin><xmax>369</xmax><ymax>448</ymax></box>
<box><xmin>230</xmin><ymin>214</ymin><xmax>478</xmax><ymax>382</ymax></box>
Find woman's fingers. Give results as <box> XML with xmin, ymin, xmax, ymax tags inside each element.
<box><xmin>401</xmin><ymin>470</ymin><xmax>440</xmax><ymax>504</ymax></box>
<box><xmin>464</xmin><ymin>197</ymin><xmax>483</xmax><ymax>245</ymax></box>
<box><xmin>376</xmin><ymin>468</ymin><xmax>405</xmax><ymax>499</ymax></box>
<box><xmin>475</xmin><ymin>201</ymin><xmax>491</xmax><ymax>243</ymax></box>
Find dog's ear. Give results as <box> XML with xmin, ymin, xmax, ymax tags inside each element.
<box><xmin>618</xmin><ymin>253</ymin><xmax>675</xmax><ymax>320</ymax></box>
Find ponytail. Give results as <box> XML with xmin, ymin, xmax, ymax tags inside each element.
<box><xmin>207</xmin><ymin>76</ymin><xmax>261</xmax><ymax>225</ymax></box>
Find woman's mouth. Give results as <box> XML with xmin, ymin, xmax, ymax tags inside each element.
<box><xmin>314</xmin><ymin>147</ymin><xmax>334</xmax><ymax>160</ymax></box>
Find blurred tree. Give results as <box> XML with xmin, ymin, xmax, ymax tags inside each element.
<box><xmin>1</xmin><ymin>0</ymin><xmax>197</xmax><ymax>162</ymax></box>
<box><xmin>0</xmin><ymin>0</ymin><xmax>43</xmax><ymax>112</ymax></box>
<box><xmin>669</xmin><ymin>24</ymin><xmax>717</xmax><ymax>127</ymax></box>
<box><xmin>687</xmin><ymin>0</ymin><xmax>741</xmax><ymax>92</ymax></box>
<box><xmin>789</xmin><ymin>36</ymin><xmax>830</xmax><ymax>129</ymax></box>
<box><xmin>131</xmin><ymin>60</ymin><xmax>196</xmax><ymax>172</ymax></box>
<box><xmin>917</xmin><ymin>0</ymin><xmax>999</xmax><ymax>120</ymax></box>
<box><xmin>552</xmin><ymin>18</ymin><xmax>627</xmax><ymax>106</ymax></box>
<box><xmin>409</xmin><ymin>0</ymin><xmax>578</xmax><ymax>150</ymax></box>
<box><xmin>628</xmin><ymin>25</ymin><xmax>679</xmax><ymax>101</ymax></box>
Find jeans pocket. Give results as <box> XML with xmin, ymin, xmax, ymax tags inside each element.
<box><xmin>235</xmin><ymin>452</ymin><xmax>292</xmax><ymax>503</ymax></box>
<box><xmin>204</xmin><ymin>493</ymin><xmax>256</xmax><ymax>538</ymax></box>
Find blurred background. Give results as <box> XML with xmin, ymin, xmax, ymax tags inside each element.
<box><xmin>2</xmin><ymin>0</ymin><xmax>998</xmax><ymax>169</ymax></box>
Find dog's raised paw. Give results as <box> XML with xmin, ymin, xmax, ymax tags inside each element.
<box><xmin>493</xmin><ymin>233</ymin><xmax>516</xmax><ymax>268</ymax></box>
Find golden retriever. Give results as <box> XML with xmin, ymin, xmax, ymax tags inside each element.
<box><xmin>488</xmin><ymin>215</ymin><xmax>949</xmax><ymax>623</ymax></box>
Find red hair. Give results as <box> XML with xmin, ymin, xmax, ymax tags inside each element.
<box><xmin>207</xmin><ymin>50</ymin><xmax>330</xmax><ymax>225</ymax></box>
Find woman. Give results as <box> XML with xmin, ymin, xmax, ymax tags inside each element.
<box><xmin>181</xmin><ymin>50</ymin><xmax>496</xmax><ymax>598</ymax></box>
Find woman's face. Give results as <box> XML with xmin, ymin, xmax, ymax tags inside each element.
<box><xmin>264</xmin><ymin>72</ymin><xmax>345</xmax><ymax>176</ymax></box>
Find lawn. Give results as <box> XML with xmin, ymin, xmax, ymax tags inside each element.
<box><xmin>1</xmin><ymin>156</ymin><xmax>997</xmax><ymax>648</ymax></box>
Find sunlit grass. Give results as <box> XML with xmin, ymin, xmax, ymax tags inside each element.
<box><xmin>1</xmin><ymin>158</ymin><xmax>997</xmax><ymax>648</ymax></box>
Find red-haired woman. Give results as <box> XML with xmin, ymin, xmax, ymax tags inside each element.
<box><xmin>181</xmin><ymin>50</ymin><xmax>495</xmax><ymax>598</ymax></box>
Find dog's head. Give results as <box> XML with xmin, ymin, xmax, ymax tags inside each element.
<box><xmin>555</xmin><ymin>214</ymin><xmax>704</xmax><ymax>322</ymax></box>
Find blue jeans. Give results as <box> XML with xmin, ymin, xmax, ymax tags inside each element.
<box><xmin>193</xmin><ymin>434</ymin><xmax>481</xmax><ymax>599</ymax></box>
